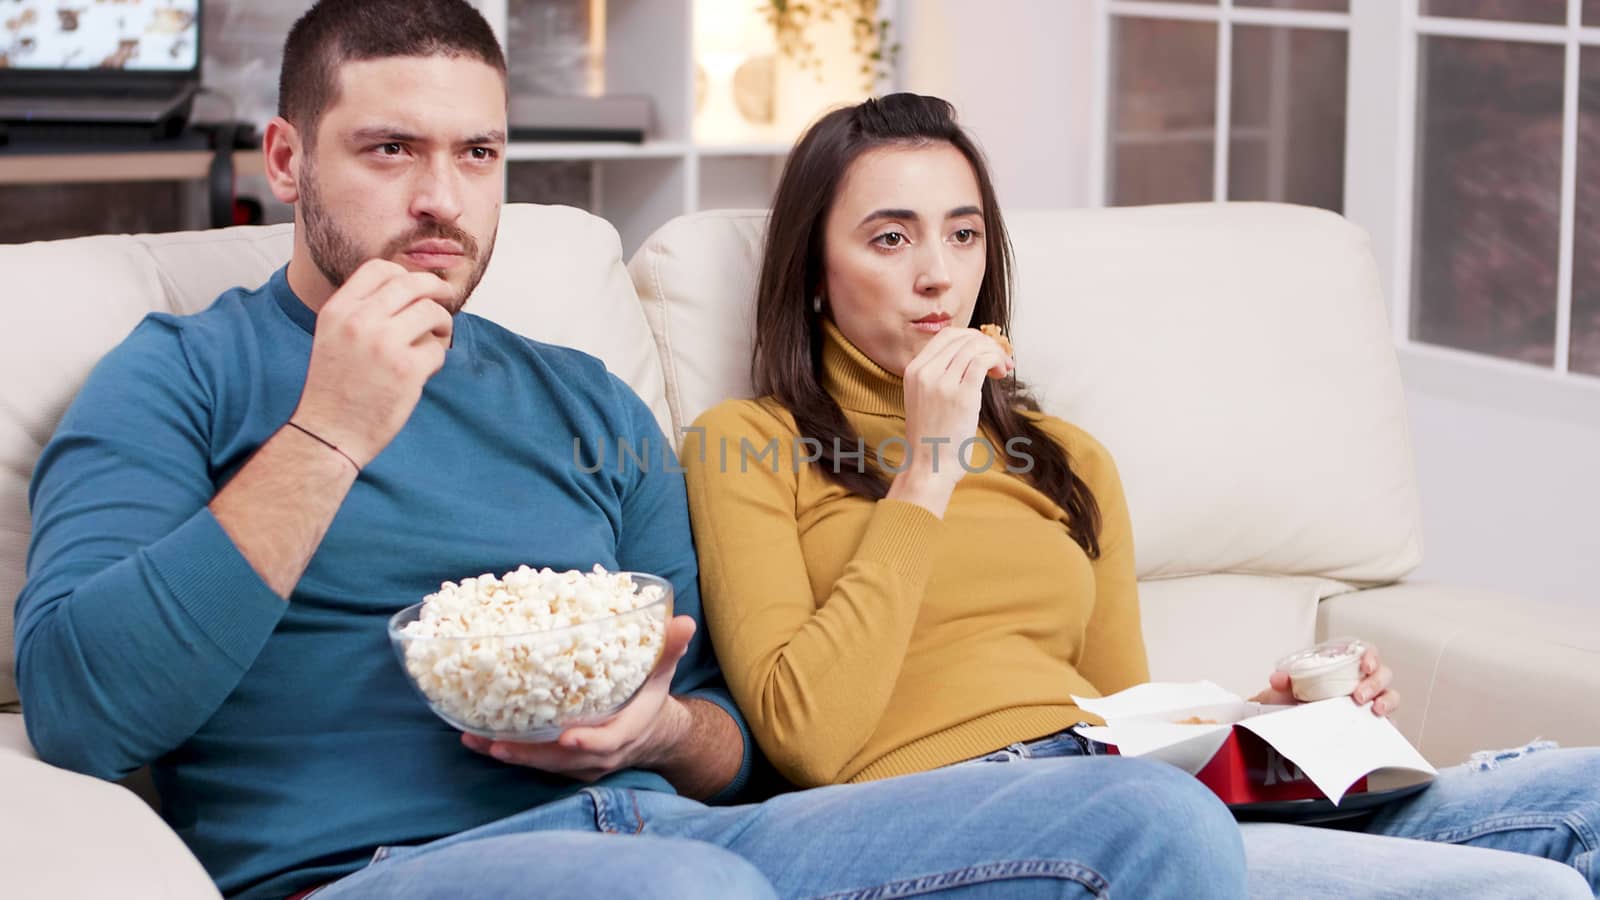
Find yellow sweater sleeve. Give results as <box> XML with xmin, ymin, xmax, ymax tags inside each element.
<box><xmin>683</xmin><ymin>401</ymin><xmax>942</xmax><ymax>786</ymax></box>
<box><xmin>1049</xmin><ymin>422</ymin><xmax>1151</xmax><ymax>696</ymax></box>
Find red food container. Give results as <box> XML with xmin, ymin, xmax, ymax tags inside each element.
<box><xmin>1101</xmin><ymin>726</ymin><xmax>1368</xmax><ymax>804</ymax></box>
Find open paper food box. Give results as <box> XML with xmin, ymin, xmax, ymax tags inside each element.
<box><xmin>1072</xmin><ymin>682</ymin><xmax>1438</xmax><ymax>806</ymax></box>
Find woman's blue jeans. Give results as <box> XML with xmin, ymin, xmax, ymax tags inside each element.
<box><xmin>964</xmin><ymin>731</ymin><xmax>1599</xmax><ymax>899</ymax></box>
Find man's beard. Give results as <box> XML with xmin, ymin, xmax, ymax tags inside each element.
<box><xmin>299</xmin><ymin>162</ymin><xmax>496</xmax><ymax>314</ymax></box>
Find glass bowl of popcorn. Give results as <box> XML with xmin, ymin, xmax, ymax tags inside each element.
<box><xmin>388</xmin><ymin>566</ymin><xmax>672</xmax><ymax>742</ymax></box>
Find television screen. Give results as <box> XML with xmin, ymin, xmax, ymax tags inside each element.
<box><xmin>2</xmin><ymin>1</ymin><xmax>200</xmax><ymax>73</ymax></box>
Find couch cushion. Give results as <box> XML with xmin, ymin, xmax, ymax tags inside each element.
<box><xmin>1004</xmin><ymin>204</ymin><xmax>1420</xmax><ymax>584</ymax></box>
<box><xmin>444</xmin><ymin>204</ymin><xmax>671</xmax><ymax>436</ymax></box>
<box><xmin>1</xmin><ymin>711</ymin><xmax>219</xmax><ymax>899</ymax></box>
<box><xmin>628</xmin><ymin>203</ymin><xmax>1422</xmax><ymax>585</ymax></box>
<box><xmin>629</xmin><ymin>208</ymin><xmax>767</xmax><ymax>440</ymax></box>
<box><xmin>1318</xmin><ymin>583</ymin><xmax>1600</xmax><ymax>766</ymax></box>
<box><xmin>1138</xmin><ymin>573</ymin><xmax>1339</xmax><ymax>697</ymax></box>
<box><xmin>1</xmin><ymin>204</ymin><xmax>666</xmax><ymax>708</ymax></box>
<box><xmin>0</xmin><ymin>710</ymin><xmax>34</xmax><ymax>759</ymax></box>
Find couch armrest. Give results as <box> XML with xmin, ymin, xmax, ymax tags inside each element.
<box><xmin>1317</xmin><ymin>583</ymin><xmax>1600</xmax><ymax>768</ymax></box>
<box><xmin>0</xmin><ymin>713</ymin><xmax>220</xmax><ymax>900</ymax></box>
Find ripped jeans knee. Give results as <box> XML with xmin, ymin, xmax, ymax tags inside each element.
<box><xmin>1467</xmin><ymin>739</ymin><xmax>1561</xmax><ymax>772</ymax></box>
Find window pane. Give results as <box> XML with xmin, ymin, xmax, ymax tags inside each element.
<box><xmin>1109</xmin><ymin>18</ymin><xmax>1218</xmax><ymax>206</ymax></box>
<box><xmin>1587</xmin><ymin>0</ymin><xmax>1600</xmax><ymax>27</ymax></box>
<box><xmin>1234</xmin><ymin>0</ymin><xmax>1349</xmax><ymax>11</ymax></box>
<box><xmin>1228</xmin><ymin>25</ymin><xmax>1347</xmax><ymax>211</ymax></box>
<box><xmin>1413</xmin><ymin>37</ymin><xmax>1563</xmax><ymax>365</ymax></box>
<box><xmin>1421</xmin><ymin>0</ymin><xmax>1567</xmax><ymax>24</ymax></box>
<box><xmin>1569</xmin><ymin>48</ymin><xmax>1600</xmax><ymax>376</ymax></box>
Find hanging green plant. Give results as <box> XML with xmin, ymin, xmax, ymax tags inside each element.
<box><xmin>762</xmin><ymin>0</ymin><xmax>899</xmax><ymax>94</ymax></box>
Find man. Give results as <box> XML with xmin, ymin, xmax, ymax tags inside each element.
<box><xmin>13</xmin><ymin>1</ymin><xmax>1248</xmax><ymax>897</ymax></box>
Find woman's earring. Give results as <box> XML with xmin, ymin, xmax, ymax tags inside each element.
<box><xmin>812</xmin><ymin>295</ymin><xmax>823</xmax><ymax>314</ymax></box>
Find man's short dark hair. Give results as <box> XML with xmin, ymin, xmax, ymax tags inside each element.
<box><xmin>278</xmin><ymin>0</ymin><xmax>507</xmax><ymax>144</ymax></box>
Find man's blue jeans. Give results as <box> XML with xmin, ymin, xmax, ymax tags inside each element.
<box><xmin>306</xmin><ymin>752</ymin><xmax>1248</xmax><ymax>899</ymax></box>
<box><xmin>963</xmin><ymin>731</ymin><xmax>1599</xmax><ymax>898</ymax></box>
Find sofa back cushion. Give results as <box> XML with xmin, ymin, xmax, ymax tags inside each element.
<box><xmin>0</xmin><ymin>204</ymin><xmax>666</xmax><ymax>707</ymax></box>
<box><xmin>627</xmin><ymin>203</ymin><xmax>1423</xmax><ymax>590</ymax></box>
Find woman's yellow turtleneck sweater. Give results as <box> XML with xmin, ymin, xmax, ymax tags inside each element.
<box><xmin>683</xmin><ymin>321</ymin><xmax>1148</xmax><ymax>787</ymax></box>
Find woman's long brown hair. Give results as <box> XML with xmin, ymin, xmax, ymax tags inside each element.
<box><xmin>752</xmin><ymin>93</ymin><xmax>1103</xmax><ymax>557</ymax></box>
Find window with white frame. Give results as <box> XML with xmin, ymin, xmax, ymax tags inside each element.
<box><xmin>1095</xmin><ymin>0</ymin><xmax>1600</xmax><ymax>382</ymax></box>
<box><xmin>1094</xmin><ymin>0</ymin><xmax>1350</xmax><ymax>210</ymax></box>
<box><xmin>1410</xmin><ymin>0</ymin><xmax>1600</xmax><ymax>375</ymax></box>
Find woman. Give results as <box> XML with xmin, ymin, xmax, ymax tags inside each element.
<box><xmin>683</xmin><ymin>92</ymin><xmax>1599</xmax><ymax>897</ymax></box>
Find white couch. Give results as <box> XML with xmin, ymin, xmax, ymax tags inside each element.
<box><xmin>4</xmin><ymin>202</ymin><xmax>1599</xmax><ymax>898</ymax></box>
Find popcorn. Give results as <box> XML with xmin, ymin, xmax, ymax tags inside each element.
<box><xmin>398</xmin><ymin>566</ymin><xmax>668</xmax><ymax>736</ymax></box>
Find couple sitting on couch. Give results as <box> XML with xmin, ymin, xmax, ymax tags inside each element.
<box><xmin>13</xmin><ymin>1</ymin><xmax>1600</xmax><ymax>898</ymax></box>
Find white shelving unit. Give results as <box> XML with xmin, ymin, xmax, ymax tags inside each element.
<box><xmin>501</xmin><ymin>141</ymin><xmax>692</xmax><ymax>161</ymax></box>
<box><xmin>473</xmin><ymin>0</ymin><xmax>864</xmax><ymax>255</ymax></box>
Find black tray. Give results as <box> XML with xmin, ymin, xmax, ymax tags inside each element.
<box><xmin>1228</xmin><ymin>778</ymin><xmax>1433</xmax><ymax>825</ymax></box>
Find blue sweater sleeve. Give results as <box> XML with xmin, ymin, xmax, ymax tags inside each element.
<box><xmin>608</xmin><ymin>377</ymin><xmax>752</xmax><ymax>802</ymax></box>
<box><xmin>14</xmin><ymin>317</ymin><xmax>286</xmax><ymax>779</ymax></box>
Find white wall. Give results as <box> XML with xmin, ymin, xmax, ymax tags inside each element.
<box><xmin>1400</xmin><ymin>355</ymin><xmax>1600</xmax><ymax>608</ymax></box>
<box><xmin>899</xmin><ymin>2</ymin><xmax>1600</xmax><ymax>607</ymax></box>
<box><xmin>898</xmin><ymin>0</ymin><xmax>1095</xmax><ymax>210</ymax></box>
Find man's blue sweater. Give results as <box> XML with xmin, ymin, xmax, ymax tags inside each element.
<box><xmin>14</xmin><ymin>268</ymin><xmax>751</xmax><ymax>898</ymax></box>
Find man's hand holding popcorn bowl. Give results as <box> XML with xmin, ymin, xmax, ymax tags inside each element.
<box><xmin>389</xmin><ymin>566</ymin><xmax>707</xmax><ymax>784</ymax></box>
<box><xmin>459</xmin><ymin>614</ymin><xmax>699</xmax><ymax>782</ymax></box>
